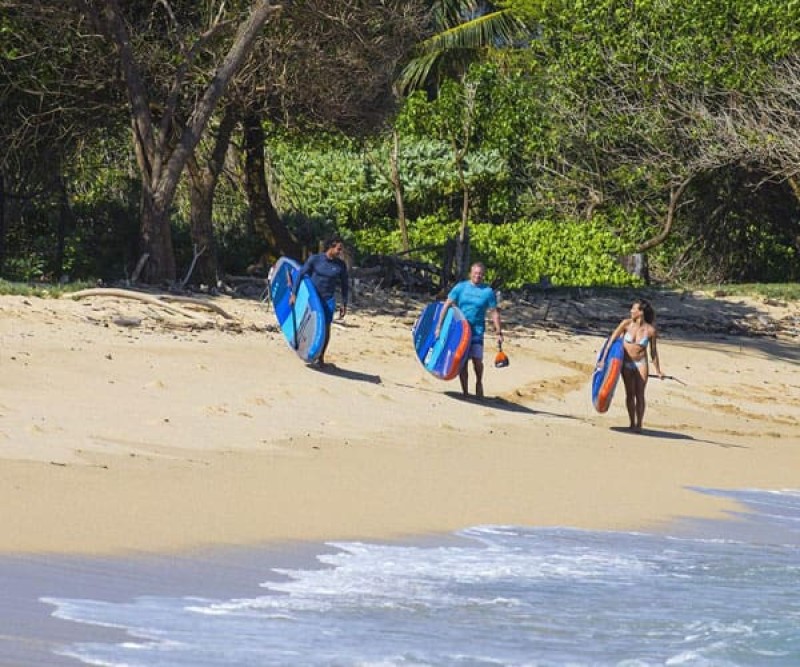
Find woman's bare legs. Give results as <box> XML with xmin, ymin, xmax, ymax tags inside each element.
<box><xmin>622</xmin><ymin>366</ymin><xmax>649</xmax><ymax>432</ymax></box>
<box><xmin>622</xmin><ymin>367</ymin><xmax>637</xmax><ymax>430</ymax></box>
<box><xmin>634</xmin><ymin>364</ymin><xmax>649</xmax><ymax>431</ymax></box>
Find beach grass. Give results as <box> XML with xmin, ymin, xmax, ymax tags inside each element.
<box><xmin>1</xmin><ymin>278</ymin><xmax>797</xmax><ymax>301</ymax></box>
<box><xmin>694</xmin><ymin>282</ymin><xmax>800</xmax><ymax>301</ymax></box>
<box><xmin>0</xmin><ymin>279</ymin><xmax>95</xmax><ymax>298</ymax></box>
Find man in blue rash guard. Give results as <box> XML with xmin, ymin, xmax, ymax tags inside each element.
<box><xmin>435</xmin><ymin>262</ymin><xmax>503</xmax><ymax>398</ymax></box>
<box><xmin>290</xmin><ymin>236</ymin><xmax>349</xmax><ymax>367</ymax></box>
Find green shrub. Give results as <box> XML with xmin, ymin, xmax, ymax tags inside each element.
<box><xmin>471</xmin><ymin>218</ymin><xmax>640</xmax><ymax>289</ymax></box>
<box><xmin>352</xmin><ymin>216</ymin><xmax>641</xmax><ymax>289</ymax></box>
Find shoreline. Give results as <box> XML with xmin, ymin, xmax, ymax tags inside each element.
<box><xmin>0</xmin><ymin>290</ymin><xmax>798</xmax><ymax>555</ymax></box>
<box><xmin>3</xmin><ymin>489</ymin><xmax>798</xmax><ymax>666</ymax></box>
<box><xmin>0</xmin><ymin>541</ymin><xmax>336</xmax><ymax>667</ymax></box>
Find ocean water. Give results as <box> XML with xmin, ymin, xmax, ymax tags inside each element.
<box><xmin>43</xmin><ymin>488</ymin><xmax>800</xmax><ymax>666</ymax></box>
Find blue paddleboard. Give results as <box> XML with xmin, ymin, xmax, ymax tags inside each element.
<box><xmin>269</xmin><ymin>256</ymin><xmax>327</xmax><ymax>363</ymax></box>
<box><xmin>592</xmin><ymin>336</ymin><xmax>624</xmax><ymax>413</ymax></box>
<box><xmin>412</xmin><ymin>302</ymin><xmax>472</xmax><ymax>380</ymax></box>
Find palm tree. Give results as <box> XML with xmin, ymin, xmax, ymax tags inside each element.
<box><xmin>396</xmin><ymin>1</ymin><xmax>528</xmax><ymax>279</ymax></box>
<box><xmin>397</xmin><ymin>0</ymin><xmax>526</xmax><ymax>95</ymax></box>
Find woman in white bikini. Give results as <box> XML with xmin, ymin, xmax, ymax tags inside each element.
<box><xmin>607</xmin><ymin>298</ymin><xmax>663</xmax><ymax>432</ymax></box>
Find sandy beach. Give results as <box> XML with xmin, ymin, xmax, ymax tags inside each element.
<box><xmin>0</xmin><ymin>285</ymin><xmax>798</xmax><ymax>555</ymax></box>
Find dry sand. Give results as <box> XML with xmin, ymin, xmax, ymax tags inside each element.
<box><xmin>0</xmin><ymin>286</ymin><xmax>797</xmax><ymax>555</ymax></box>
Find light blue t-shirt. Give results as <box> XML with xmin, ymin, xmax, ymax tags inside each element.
<box><xmin>447</xmin><ymin>280</ymin><xmax>497</xmax><ymax>339</ymax></box>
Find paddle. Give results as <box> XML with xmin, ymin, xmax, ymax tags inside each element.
<box><xmin>286</xmin><ymin>270</ymin><xmax>299</xmax><ymax>350</ymax></box>
<box><xmin>649</xmin><ymin>374</ymin><xmax>687</xmax><ymax>386</ymax></box>
<box><xmin>494</xmin><ymin>341</ymin><xmax>509</xmax><ymax>368</ymax></box>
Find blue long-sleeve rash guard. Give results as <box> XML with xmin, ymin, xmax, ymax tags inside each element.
<box><xmin>294</xmin><ymin>253</ymin><xmax>349</xmax><ymax>304</ymax></box>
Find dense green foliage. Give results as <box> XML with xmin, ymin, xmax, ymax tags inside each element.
<box><xmin>267</xmin><ymin>124</ymin><xmax>508</xmax><ymax>233</ymax></box>
<box><xmin>353</xmin><ymin>215</ymin><xmax>637</xmax><ymax>289</ymax></box>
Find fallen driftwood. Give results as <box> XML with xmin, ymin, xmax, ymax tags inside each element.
<box><xmin>157</xmin><ymin>294</ymin><xmax>234</xmax><ymax>319</ymax></box>
<box><xmin>355</xmin><ymin>254</ymin><xmax>442</xmax><ymax>293</ymax></box>
<box><xmin>112</xmin><ymin>316</ymin><xmax>143</xmax><ymax>327</ymax></box>
<box><xmin>223</xmin><ymin>275</ymin><xmax>270</xmax><ymax>299</ymax></box>
<box><xmin>67</xmin><ymin>288</ymin><xmax>234</xmax><ymax>321</ymax></box>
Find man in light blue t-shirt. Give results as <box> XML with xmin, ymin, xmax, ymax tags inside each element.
<box><xmin>435</xmin><ymin>262</ymin><xmax>503</xmax><ymax>398</ymax></box>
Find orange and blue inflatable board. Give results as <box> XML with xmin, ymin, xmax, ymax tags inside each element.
<box><xmin>412</xmin><ymin>302</ymin><xmax>472</xmax><ymax>380</ymax></box>
<box><xmin>592</xmin><ymin>336</ymin><xmax>624</xmax><ymax>413</ymax></box>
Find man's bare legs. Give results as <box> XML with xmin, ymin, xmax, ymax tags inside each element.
<box><xmin>473</xmin><ymin>358</ymin><xmax>484</xmax><ymax>398</ymax></box>
<box><xmin>459</xmin><ymin>364</ymin><xmax>469</xmax><ymax>396</ymax></box>
<box><xmin>460</xmin><ymin>358</ymin><xmax>484</xmax><ymax>398</ymax></box>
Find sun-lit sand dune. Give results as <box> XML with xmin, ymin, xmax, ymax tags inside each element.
<box><xmin>0</xmin><ymin>287</ymin><xmax>797</xmax><ymax>554</ymax></box>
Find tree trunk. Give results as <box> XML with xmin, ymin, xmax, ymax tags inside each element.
<box><xmin>636</xmin><ymin>176</ymin><xmax>692</xmax><ymax>253</ymax></box>
<box><xmin>788</xmin><ymin>175</ymin><xmax>800</xmax><ymax>204</ymax></box>
<box><xmin>139</xmin><ymin>187</ymin><xmax>176</xmax><ymax>284</ymax></box>
<box><xmin>89</xmin><ymin>0</ymin><xmax>276</xmax><ymax>284</ymax></box>
<box><xmin>184</xmin><ymin>108</ymin><xmax>237</xmax><ymax>286</ymax></box>
<box><xmin>455</xmin><ymin>223</ymin><xmax>470</xmax><ymax>282</ymax></box>
<box><xmin>0</xmin><ymin>172</ymin><xmax>6</xmax><ymax>276</ymax></box>
<box><xmin>459</xmin><ymin>166</ymin><xmax>470</xmax><ymax>231</ymax></box>
<box><xmin>390</xmin><ymin>130</ymin><xmax>410</xmax><ymax>252</ymax></box>
<box><xmin>185</xmin><ymin>162</ymin><xmax>218</xmax><ymax>286</ymax></box>
<box><xmin>56</xmin><ymin>175</ymin><xmax>73</xmax><ymax>281</ymax></box>
<box><xmin>241</xmin><ymin>111</ymin><xmax>301</xmax><ymax>262</ymax></box>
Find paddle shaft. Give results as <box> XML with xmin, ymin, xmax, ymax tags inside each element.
<box><xmin>286</xmin><ymin>271</ymin><xmax>299</xmax><ymax>349</ymax></box>
<box><xmin>649</xmin><ymin>374</ymin><xmax>687</xmax><ymax>385</ymax></box>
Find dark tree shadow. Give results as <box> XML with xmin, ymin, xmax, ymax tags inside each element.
<box><xmin>609</xmin><ymin>425</ymin><xmax>745</xmax><ymax>448</ymax></box>
<box><xmin>502</xmin><ymin>286</ymin><xmax>799</xmax><ymax>366</ymax></box>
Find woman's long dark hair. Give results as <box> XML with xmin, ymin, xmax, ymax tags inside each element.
<box><xmin>635</xmin><ymin>298</ymin><xmax>655</xmax><ymax>324</ymax></box>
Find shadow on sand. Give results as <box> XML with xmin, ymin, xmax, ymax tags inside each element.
<box><xmin>609</xmin><ymin>426</ymin><xmax>745</xmax><ymax>448</ymax></box>
<box><xmin>360</xmin><ymin>287</ymin><xmax>797</xmax><ymax>365</ymax></box>
<box><xmin>444</xmin><ymin>391</ymin><xmax>579</xmax><ymax>420</ymax></box>
<box><xmin>310</xmin><ymin>363</ymin><xmax>382</xmax><ymax>384</ymax></box>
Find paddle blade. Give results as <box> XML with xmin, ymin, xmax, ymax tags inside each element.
<box><xmin>494</xmin><ymin>345</ymin><xmax>509</xmax><ymax>368</ymax></box>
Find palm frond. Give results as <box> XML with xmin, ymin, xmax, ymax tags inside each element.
<box><xmin>434</xmin><ymin>0</ymin><xmax>484</xmax><ymax>27</ymax></box>
<box><xmin>422</xmin><ymin>9</ymin><xmax>524</xmax><ymax>53</ymax></box>
<box><xmin>397</xmin><ymin>52</ymin><xmax>443</xmax><ymax>95</ymax></box>
<box><xmin>398</xmin><ymin>8</ymin><xmax>525</xmax><ymax>94</ymax></box>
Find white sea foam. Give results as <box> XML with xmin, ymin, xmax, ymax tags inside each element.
<box><xmin>41</xmin><ymin>488</ymin><xmax>800</xmax><ymax>667</ymax></box>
